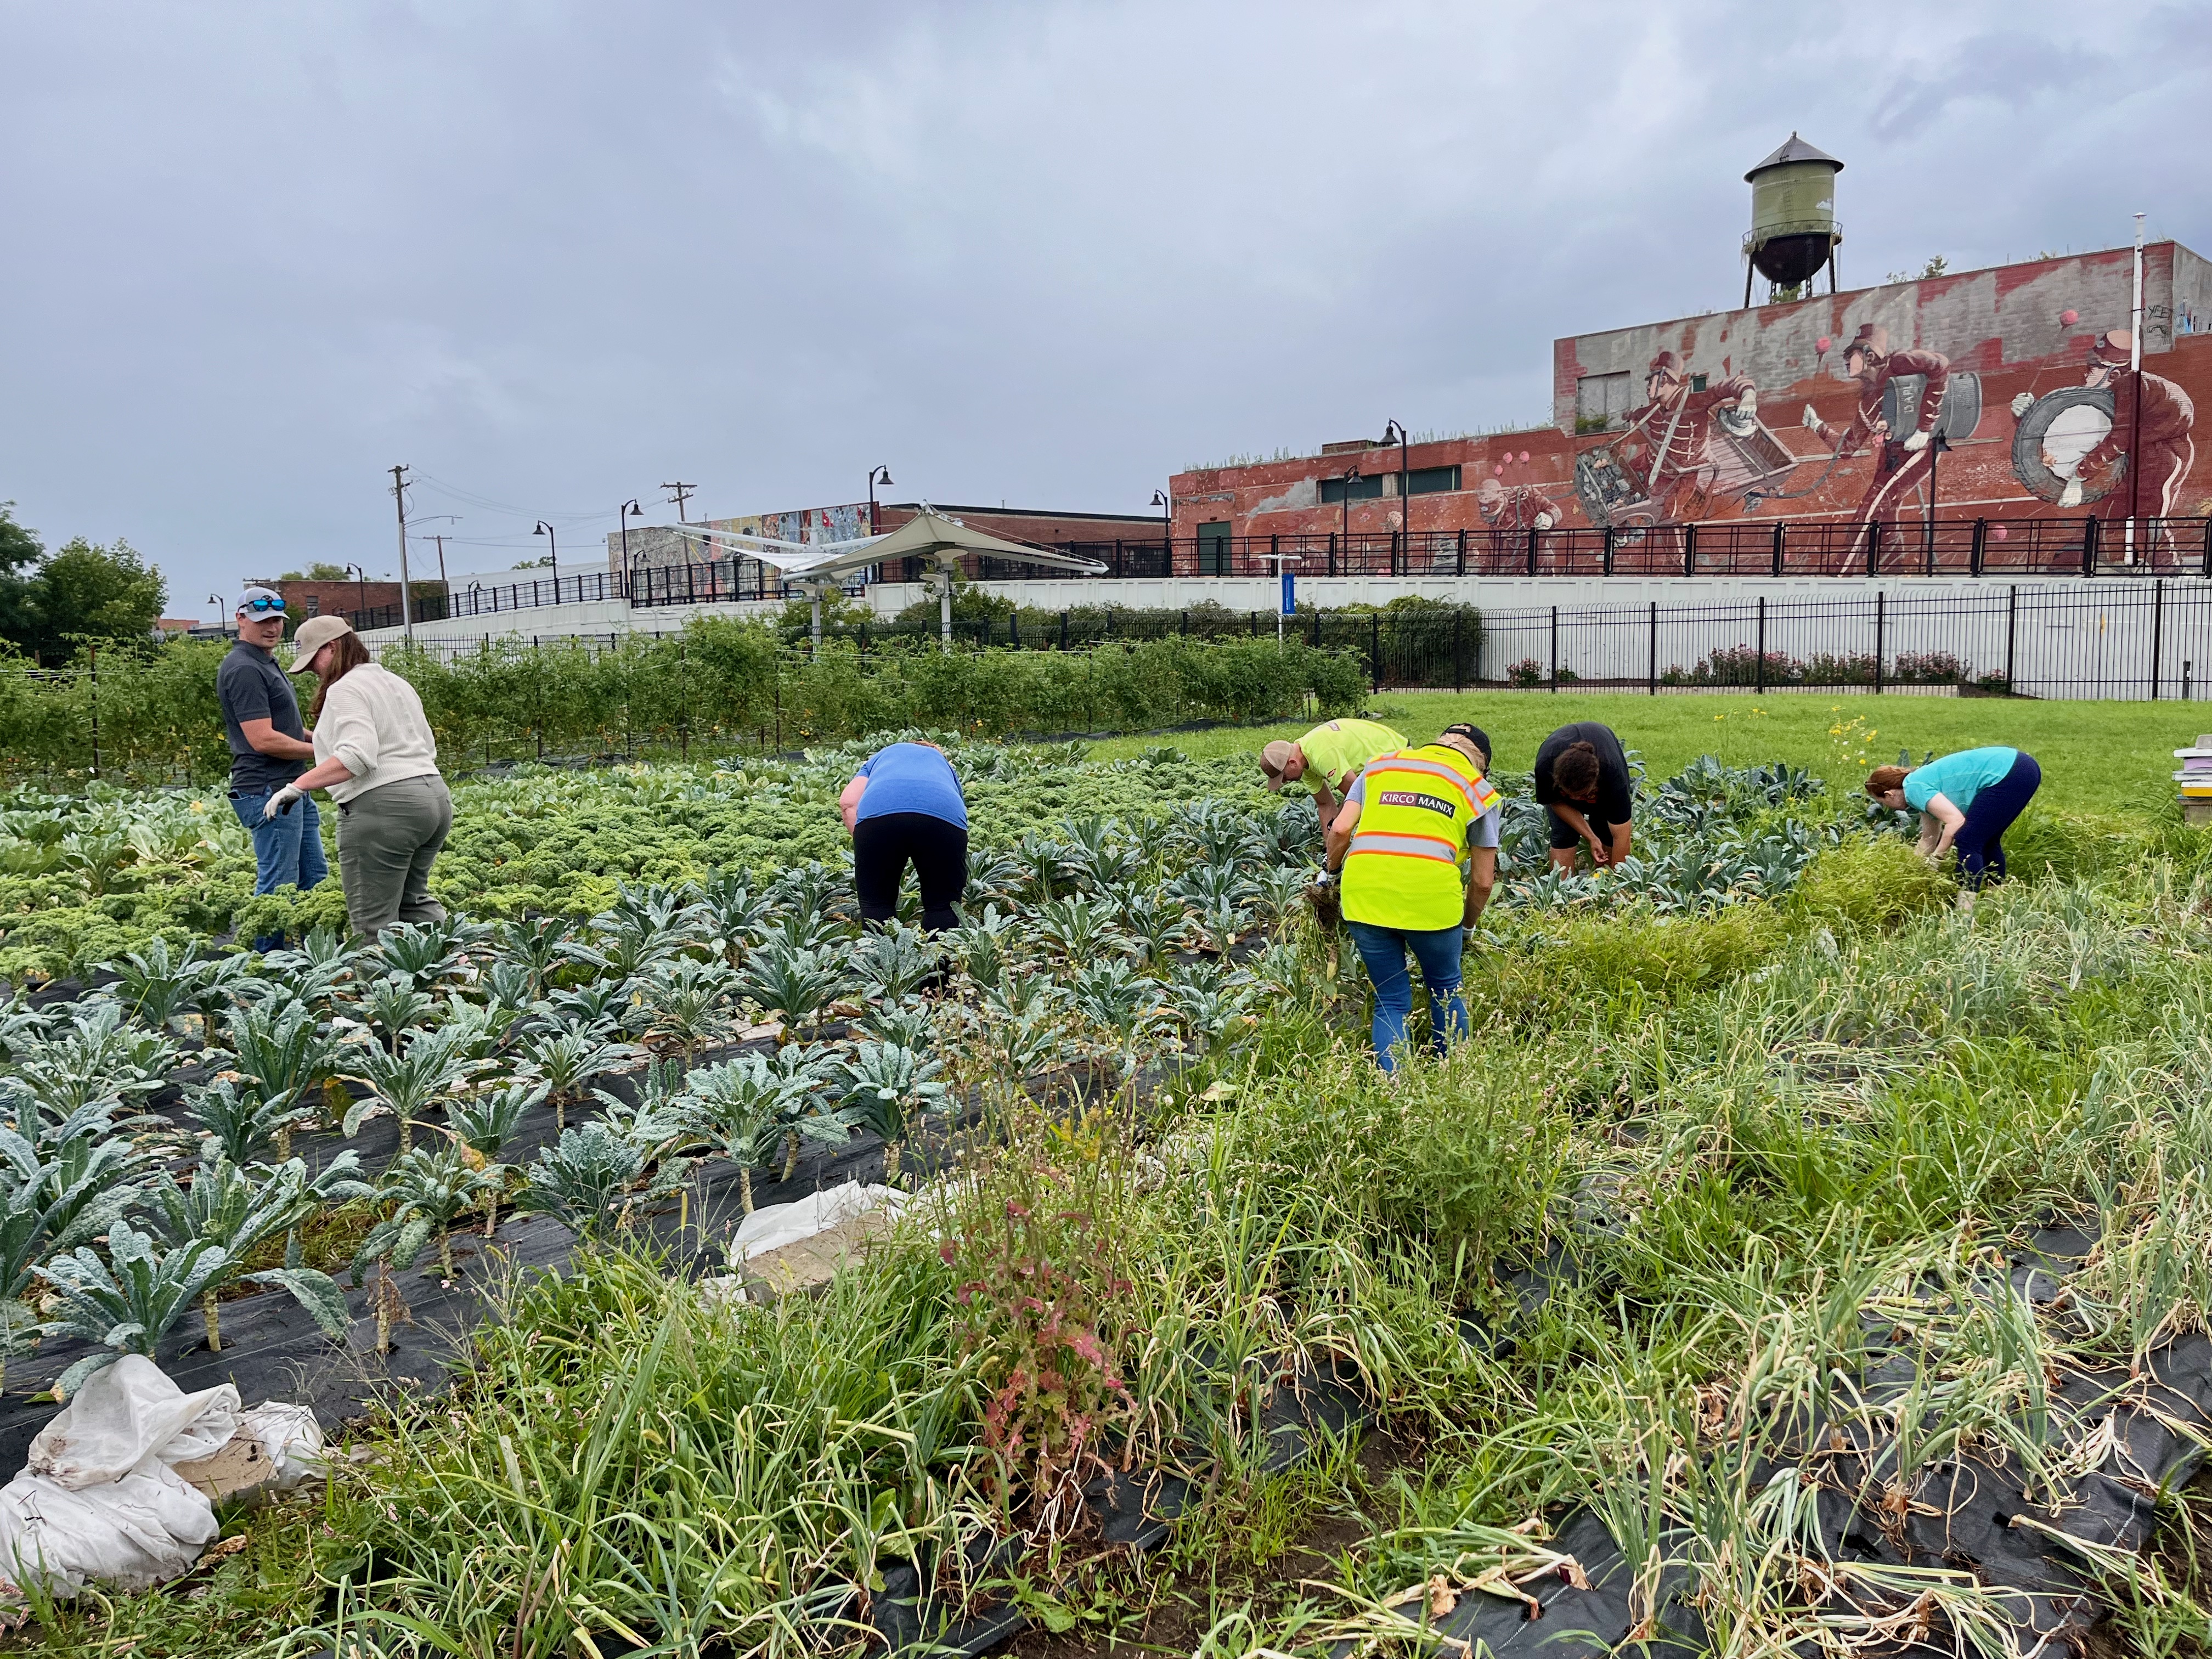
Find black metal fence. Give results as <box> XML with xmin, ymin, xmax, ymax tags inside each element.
<box><xmin>339</xmin><ymin>515</ymin><xmax>2212</xmax><ymax>633</ymax></box>
<box><xmin>1452</xmin><ymin>582</ymin><xmax>2212</xmax><ymax>702</ymax></box>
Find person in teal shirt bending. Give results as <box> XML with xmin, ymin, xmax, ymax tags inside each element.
<box><xmin>1865</xmin><ymin>746</ymin><xmax>2041</xmax><ymax>909</ymax></box>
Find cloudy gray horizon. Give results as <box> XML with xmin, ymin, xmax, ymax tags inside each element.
<box><xmin>3</xmin><ymin>2</ymin><xmax>2207</xmax><ymax>618</ymax></box>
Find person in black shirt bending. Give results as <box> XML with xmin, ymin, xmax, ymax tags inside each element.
<box><xmin>1533</xmin><ymin>721</ymin><xmax>1633</xmax><ymax>873</ymax></box>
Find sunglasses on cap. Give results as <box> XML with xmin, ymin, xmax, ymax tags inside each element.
<box><xmin>240</xmin><ymin>596</ymin><xmax>287</xmax><ymax>615</ymax></box>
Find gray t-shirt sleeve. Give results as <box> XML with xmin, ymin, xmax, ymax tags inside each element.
<box><xmin>218</xmin><ymin>653</ymin><xmax>274</xmax><ymax>724</ymax></box>
<box><xmin>1468</xmin><ymin>804</ymin><xmax>1501</xmax><ymax>850</ymax></box>
<box><xmin>1345</xmin><ymin>772</ymin><xmax>1367</xmax><ymax>805</ymax></box>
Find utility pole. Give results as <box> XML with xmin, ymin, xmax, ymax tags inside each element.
<box><xmin>388</xmin><ymin>464</ymin><xmax>414</xmax><ymax>641</ymax></box>
<box><xmin>661</xmin><ymin>481</ymin><xmax>697</xmax><ymax>523</ymax></box>
<box><xmin>2127</xmin><ymin>212</ymin><xmax>2145</xmax><ymax>569</ymax></box>
<box><xmin>428</xmin><ymin>533</ymin><xmax>448</xmax><ymax>588</ymax></box>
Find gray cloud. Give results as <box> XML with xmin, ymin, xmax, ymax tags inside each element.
<box><xmin>0</xmin><ymin>1</ymin><xmax>2204</xmax><ymax>613</ymax></box>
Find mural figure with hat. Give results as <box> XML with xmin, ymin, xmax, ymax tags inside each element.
<box><xmin>2008</xmin><ymin>330</ymin><xmax>2196</xmax><ymax>545</ymax></box>
<box><xmin>1800</xmin><ymin>323</ymin><xmax>1951</xmax><ymax>566</ymax></box>
<box><xmin>1612</xmin><ymin>351</ymin><xmax>1760</xmax><ymax>524</ymax></box>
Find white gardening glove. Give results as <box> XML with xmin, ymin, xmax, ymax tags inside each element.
<box><xmin>1534</xmin><ymin>512</ymin><xmax>1555</xmax><ymax>531</ymax></box>
<box><xmin>1902</xmin><ymin>428</ymin><xmax>1930</xmax><ymax>454</ymax></box>
<box><xmin>1735</xmin><ymin>387</ymin><xmax>1759</xmax><ymax>419</ymax></box>
<box><xmin>1800</xmin><ymin>403</ymin><xmax>1821</xmax><ymax>432</ymax></box>
<box><xmin>262</xmin><ymin>783</ymin><xmax>306</xmax><ymax>821</ymax></box>
<box><xmin>2058</xmin><ymin>478</ymin><xmax>2084</xmax><ymax>509</ymax></box>
<box><xmin>2010</xmin><ymin>392</ymin><xmax>2035</xmax><ymax>419</ymax></box>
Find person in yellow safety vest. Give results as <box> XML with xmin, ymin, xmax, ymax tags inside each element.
<box><xmin>1261</xmin><ymin>717</ymin><xmax>1408</xmax><ymax>825</ymax></box>
<box><xmin>1323</xmin><ymin>724</ymin><xmax>1501</xmax><ymax>1071</ymax></box>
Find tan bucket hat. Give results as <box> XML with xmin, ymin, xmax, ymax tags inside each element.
<box><xmin>1260</xmin><ymin>740</ymin><xmax>1298</xmax><ymax>791</ymax></box>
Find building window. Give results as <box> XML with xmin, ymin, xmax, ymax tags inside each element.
<box><xmin>1406</xmin><ymin>465</ymin><xmax>1461</xmax><ymax>496</ymax></box>
<box><xmin>303</xmin><ymin>595</ymin><xmax>321</xmax><ymax>617</ymax></box>
<box><xmin>1318</xmin><ymin>474</ymin><xmax>1386</xmax><ymax>504</ymax></box>
<box><xmin>1689</xmin><ymin>373</ymin><xmax>1709</xmax><ymax>392</ymax></box>
<box><xmin>1575</xmin><ymin>371</ymin><xmax>1632</xmax><ymax>432</ymax></box>
<box><xmin>1197</xmin><ymin>520</ymin><xmax>1233</xmax><ymax>575</ymax></box>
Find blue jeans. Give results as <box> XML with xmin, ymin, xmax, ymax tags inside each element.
<box><xmin>1346</xmin><ymin>919</ymin><xmax>1469</xmax><ymax>1071</ymax></box>
<box><xmin>229</xmin><ymin>786</ymin><xmax>327</xmax><ymax>949</ymax></box>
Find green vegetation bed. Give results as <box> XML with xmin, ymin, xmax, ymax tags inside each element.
<box><xmin>2</xmin><ymin>735</ymin><xmax>2210</xmax><ymax>1657</ymax></box>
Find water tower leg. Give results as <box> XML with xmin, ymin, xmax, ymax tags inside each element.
<box><xmin>1828</xmin><ymin>253</ymin><xmax>1838</xmax><ymax>295</ymax></box>
<box><xmin>1743</xmin><ymin>263</ymin><xmax>1754</xmax><ymax>309</ymax></box>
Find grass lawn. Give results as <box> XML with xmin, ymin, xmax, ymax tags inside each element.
<box><xmin>1093</xmin><ymin>691</ymin><xmax>2209</xmax><ymax>816</ymax></box>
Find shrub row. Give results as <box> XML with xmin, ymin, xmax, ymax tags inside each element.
<box><xmin>0</xmin><ymin>622</ymin><xmax>1369</xmax><ymax>781</ymax></box>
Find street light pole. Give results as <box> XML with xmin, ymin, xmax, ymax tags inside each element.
<box><xmin>618</xmin><ymin>499</ymin><xmax>642</xmax><ymax>599</ymax></box>
<box><xmin>867</xmin><ymin>465</ymin><xmax>894</xmax><ymax>535</ymax></box>
<box><xmin>1151</xmin><ymin>488</ymin><xmax>1171</xmax><ymax>572</ymax></box>
<box><xmin>345</xmin><ymin>563</ymin><xmax>366</xmax><ymax>623</ymax></box>
<box><xmin>1381</xmin><ymin>421</ymin><xmax>1410</xmax><ymax>575</ymax></box>
<box><xmin>1340</xmin><ymin>465</ymin><xmax>1359</xmax><ymax>545</ymax></box>
<box><xmin>534</xmin><ymin>522</ymin><xmax>558</xmax><ymax>596</ymax></box>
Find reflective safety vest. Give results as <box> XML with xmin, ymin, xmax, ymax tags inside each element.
<box><xmin>1341</xmin><ymin>745</ymin><xmax>1502</xmax><ymax>930</ymax></box>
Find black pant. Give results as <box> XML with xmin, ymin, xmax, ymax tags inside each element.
<box><xmin>1955</xmin><ymin>752</ymin><xmax>2040</xmax><ymax>889</ymax></box>
<box><xmin>1547</xmin><ymin>805</ymin><xmax>1623</xmax><ymax>851</ymax></box>
<box><xmin>853</xmin><ymin>812</ymin><xmax>968</xmax><ymax>931</ymax></box>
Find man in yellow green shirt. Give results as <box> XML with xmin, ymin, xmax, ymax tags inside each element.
<box><xmin>1261</xmin><ymin>718</ymin><xmax>1407</xmax><ymax>823</ymax></box>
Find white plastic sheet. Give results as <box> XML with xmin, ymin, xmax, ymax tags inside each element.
<box><xmin>0</xmin><ymin>1356</ymin><xmax>317</xmax><ymax>1605</ymax></box>
<box><xmin>729</xmin><ymin>1182</ymin><xmax>905</xmax><ymax>1262</ymax></box>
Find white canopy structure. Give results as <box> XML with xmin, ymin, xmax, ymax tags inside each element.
<box><xmin>653</xmin><ymin>506</ymin><xmax>1108</xmax><ymax>646</ymax></box>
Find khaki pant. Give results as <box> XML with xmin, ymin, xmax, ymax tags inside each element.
<box><xmin>337</xmin><ymin>774</ymin><xmax>452</xmax><ymax>939</ymax></box>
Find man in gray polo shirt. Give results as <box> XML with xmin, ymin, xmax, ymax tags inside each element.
<box><xmin>217</xmin><ymin>588</ymin><xmax>326</xmax><ymax>940</ymax></box>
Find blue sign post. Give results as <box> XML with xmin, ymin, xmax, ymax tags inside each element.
<box><xmin>1280</xmin><ymin>570</ymin><xmax>1296</xmax><ymax>616</ymax></box>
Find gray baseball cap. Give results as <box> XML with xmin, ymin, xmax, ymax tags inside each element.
<box><xmin>235</xmin><ymin>585</ymin><xmax>287</xmax><ymax>616</ymax></box>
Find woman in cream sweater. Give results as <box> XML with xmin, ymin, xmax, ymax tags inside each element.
<box><xmin>262</xmin><ymin>615</ymin><xmax>452</xmax><ymax>939</ymax></box>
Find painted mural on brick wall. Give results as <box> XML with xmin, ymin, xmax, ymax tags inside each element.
<box><xmin>1573</xmin><ymin>328</ymin><xmax>2198</xmax><ymax>545</ymax></box>
<box><xmin>1172</xmin><ymin>246</ymin><xmax>2211</xmax><ymax>569</ymax></box>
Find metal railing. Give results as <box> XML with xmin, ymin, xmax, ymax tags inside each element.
<box><xmin>340</xmin><ymin>515</ymin><xmax>2212</xmax><ymax>632</ymax></box>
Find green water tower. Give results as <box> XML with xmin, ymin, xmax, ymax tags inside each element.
<box><xmin>1742</xmin><ymin>133</ymin><xmax>1842</xmax><ymax>307</ymax></box>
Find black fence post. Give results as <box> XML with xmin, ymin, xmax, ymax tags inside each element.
<box><xmin>1453</xmin><ymin>610</ymin><xmax>1463</xmax><ymax>692</ymax></box>
<box><xmin>2202</xmin><ymin>518</ymin><xmax>2212</xmax><ymax>580</ymax></box>
<box><xmin>1771</xmin><ymin>521</ymin><xmax>1784</xmax><ymax>578</ymax></box>
<box><xmin>533</xmin><ymin>635</ymin><xmax>544</xmax><ymax>760</ymax></box>
<box><xmin>1526</xmin><ymin>528</ymin><xmax>1538</xmax><ymax>578</ymax></box>
<box><xmin>1756</xmin><ymin>596</ymin><xmax>1767</xmax><ymax>693</ymax></box>
<box><xmin>1059</xmin><ymin>609</ymin><xmax>1069</xmax><ymax>650</ymax></box>
<box><xmin>678</xmin><ymin>642</ymin><xmax>689</xmax><ymax>758</ymax></box>
<box><xmin>1683</xmin><ymin>523</ymin><xmax>1696</xmax><ymax>578</ymax></box>
<box><xmin>1648</xmin><ymin>601</ymin><xmax>1658</xmax><ymax>695</ymax></box>
<box><xmin>2151</xmin><ymin>578</ymin><xmax>2165</xmax><ymax>700</ymax></box>
<box><xmin>1970</xmin><ymin>518</ymin><xmax>1986</xmax><ymax>577</ymax></box>
<box><xmin>1865</xmin><ymin>520</ymin><xmax>1880</xmax><ymax>580</ymax></box>
<box><xmin>2006</xmin><ymin>584</ymin><xmax>2018</xmax><ymax>691</ymax></box>
<box><xmin>1603</xmin><ymin>526</ymin><xmax>1616</xmax><ymax>577</ymax></box>
<box><xmin>87</xmin><ymin>644</ymin><xmax>100</xmax><ymax>778</ymax></box>
<box><xmin>1872</xmin><ymin>592</ymin><xmax>1884</xmax><ymax>695</ymax></box>
<box><xmin>2081</xmin><ymin>515</ymin><xmax>2099</xmax><ymax>577</ymax></box>
<box><xmin>1370</xmin><ymin>612</ymin><xmax>1380</xmax><ymax>692</ymax></box>
<box><xmin>1549</xmin><ymin>606</ymin><xmax>1559</xmax><ymax>693</ymax></box>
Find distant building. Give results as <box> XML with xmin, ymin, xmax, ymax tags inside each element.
<box><xmin>1169</xmin><ymin>241</ymin><xmax>2210</xmax><ymax>555</ymax></box>
<box><xmin>606</xmin><ymin>501</ymin><xmax>1161</xmax><ymax>584</ymax></box>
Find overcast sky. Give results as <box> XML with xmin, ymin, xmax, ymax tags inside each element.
<box><xmin>3</xmin><ymin>2</ymin><xmax>2206</xmax><ymax>615</ymax></box>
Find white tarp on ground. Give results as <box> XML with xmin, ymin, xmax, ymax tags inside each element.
<box><xmin>0</xmin><ymin>1356</ymin><xmax>320</xmax><ymax>1604</ymax></box>
<box><xmin>730</xmin><ymin>1182</ymin><xmax>907</xmax><ymax>1262</ymax></box>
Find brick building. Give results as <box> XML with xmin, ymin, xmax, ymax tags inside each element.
<box><xmin>1168</xmin><ymin>242</ymin><xmax>2210</xmax><ymax>561</ymax></box>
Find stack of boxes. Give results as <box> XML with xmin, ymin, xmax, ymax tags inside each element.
<box><xmin>2176</xmin><ymin>735</ymin><xmax>2212</xmax><ymax>827</ymax></box>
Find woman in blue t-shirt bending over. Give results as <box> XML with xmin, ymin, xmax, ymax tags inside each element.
<box><xmin>1865</xmin><ymin>746</ymin><xmax>2041</xmax><ymax>906</ymax></box>
<box><xmin>838</xmin><ymin>741</ymin><xmax>968</xmax><ymax>931</ymax></box>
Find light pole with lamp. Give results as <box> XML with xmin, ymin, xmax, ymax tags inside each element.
<box><xmin>1380</xmin><ymin>420</ymin><xmax>1410</xmax><ymax>574</ymax></box>
<box><xmin>618</xmin><ymin>500</ymin><xmax>642</xmax><ymax>600</ymax></box>
<box><xmin>1150</xmin><ymin>488</ymin><xmax>1171</xmax><ymax>574</ymax></box>
<box><xmin>345</xmin><ymin>563</ymin><xmax>366</xmax><ymax>624</ymax></box>
<box><xmin>866</xmin><ymin>466</ymin><xmax>894</xmax><ymax>536</ymax></box>
<box><xmin>533</xmin><ymin>521</ymin><xmax>558</xmax><ymax>600</ymax></box>
<box><xmin>1339</xmin><ymin>465</ymin><xmax>1360</xmax><ymax>546</ymax></box>
<box><xmin>206</xmin><ymin>594</ymin><xmax>225</xmax><ymax>638</ymax></box>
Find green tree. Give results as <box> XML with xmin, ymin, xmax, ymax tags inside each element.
<box><xmin>278</xmin><ymin>562</ymin><xmax>352</xmax><ymax>580</ymax></box>
<box><xmin>0</xmin><ymin>529</ymin><xmax>167</xmax><ymax>660</ymax></box>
